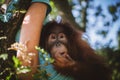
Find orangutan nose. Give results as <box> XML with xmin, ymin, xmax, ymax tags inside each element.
<box><xmin>55</xmin><ymin>42</ymin><xmax>61</xmax><ymax>47</ymax></box>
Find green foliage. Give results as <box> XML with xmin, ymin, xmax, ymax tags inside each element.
<box><xmin>48</xmin><ymin>1</ymin><xmax>58</xmax><ymax>20</ymax></box>
<box><xmin>97</xmin><ymin>48</ymin><xmax>120</xmax><ymax>80</ymax></box>
<box><xmin>0</xmin><ymin>53</ymin><xmax>15</xmax><ymax>80</ymax></box>
<box><xmin>0</xmin><ymin>46</ymin><xmax>54</xmax><ymax>80</ymax></box>
<box><xmin>33</xmin><ymin>69</ymin><xmax>49</xmax><ymax>80</ymax></box>
<box><xmin>33</xmin><ymin>46</ymin><xmax>54</xmax><ymax>80</ymax></box>
<box><xmin>35</xmin><ymin>46</ymin><xmax>54</xmax><ymax>64</ymax></box>
<box><xmin>0</xmin><ymin>53</ymin><xmax>8</xmax><ymax>60</ymax></box>
<box><xmin>0</xmin><ymin>0</ymin><xmax>4</xmax><ymax>4</ymax></box>
<box><xmin>12</xmin><ymin>56</ymin><xmax>31</xmax><ymax>75</ymax></box>
<box><xmin>12</xmin><ymin>56</ymin><xmax>21</xmax><ymax>68</ymax></box>
<box><xmin>112</xmin><ymin>69</ymin><xmax>120</xmax><ymax>80</ymax></box>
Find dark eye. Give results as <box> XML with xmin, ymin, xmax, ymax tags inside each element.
<box><xmin>48</xmin><ymin>33</ymin><xmax>57</xmax><ymax>45</ymax></box>
<box><xmin>59</xmin><ymin>34</ymin><xmax>64</xmax><ymax>38</ymax></box>
<box><xmin>50</xmin><ymin>34</ymin><xmax>56</xmax><ymax>39</ymax></box>
<box><xmin>58</xmin><ymin>33</ymin><xmax>67</xmax><ymax>40</ymax></box>
<box><xmin>59</xmin><ymin>33</ymin><xmax>65</xmax><ymax>39</ymax></box>
<box><xmin>58</xmin><ymin>33</ymin><xmax>67</xmax><ymax>43</ymax></box>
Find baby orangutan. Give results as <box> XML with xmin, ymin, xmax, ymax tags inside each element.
<box><xmin>40</xmin><ymin>21</ymin><xmax>112</xmax><ymax>80</ymax></box>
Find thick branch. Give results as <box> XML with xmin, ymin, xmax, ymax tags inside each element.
<box><xmin>53</xmin><ymin>0</ymin><xmax>82</xmax><ymax>30</ymax></box>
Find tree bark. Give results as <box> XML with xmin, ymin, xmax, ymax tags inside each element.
<box><xmin>79</xmin><ymin>0</ymin><xmax>89</xmax><ymax>32</ymax></box>
<box><xmin>53</xmin><ymin>0</ymin><xmax>83</xmax><ymax>30</ymax></box>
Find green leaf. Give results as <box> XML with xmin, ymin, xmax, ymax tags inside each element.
<box><xmin>17</xmin><ymin>66</ymin><xmax>31</xmax><ymax>74</ymax></box>
<box><xmin>0</xmin><ymin>0</ymin><xmax>4</xmax><ymax>4</ymax></box>
<box><xmin>12</xmin><ymin>56</ymin><xmax>21</xmax><ymax>68</ymax></box>
<box><xmin>0</xmin><ymin>54</ymin><xmax>8</xmax><ymax>60</ymax></box>
<box><xmin>49</xmin><ymin>58</ymin><xmax>55</xmax><ymax>63</ymax></box>
<box><xmin>6</xmin><ymin>73</ymin><xmax>13</xmax><ymax>80</ymax></box>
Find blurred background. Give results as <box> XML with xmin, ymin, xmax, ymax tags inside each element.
<box><xmin>0</xmin><ymin>0</ymin><xmax>120</xmax><ymax>80</ymax></box>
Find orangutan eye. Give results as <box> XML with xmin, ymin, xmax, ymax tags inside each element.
<box><xmin>58</xmin><ymin>33</ymin><xmax>67</xmax><ymax>43</ymax></box>
<box><xmin>51</xmin><ymin>34</ymin><xmax>56</xmax><ymax>39</ymax></box>
<box><xmin>48</xmin><ymin>33</ymin><xmax>57</xmax><ymax>45</ymax></box>
<box><xmin>59</xmin><ymin>33</ymin><xmax>65</xmax><ymax>39</ymax></box>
